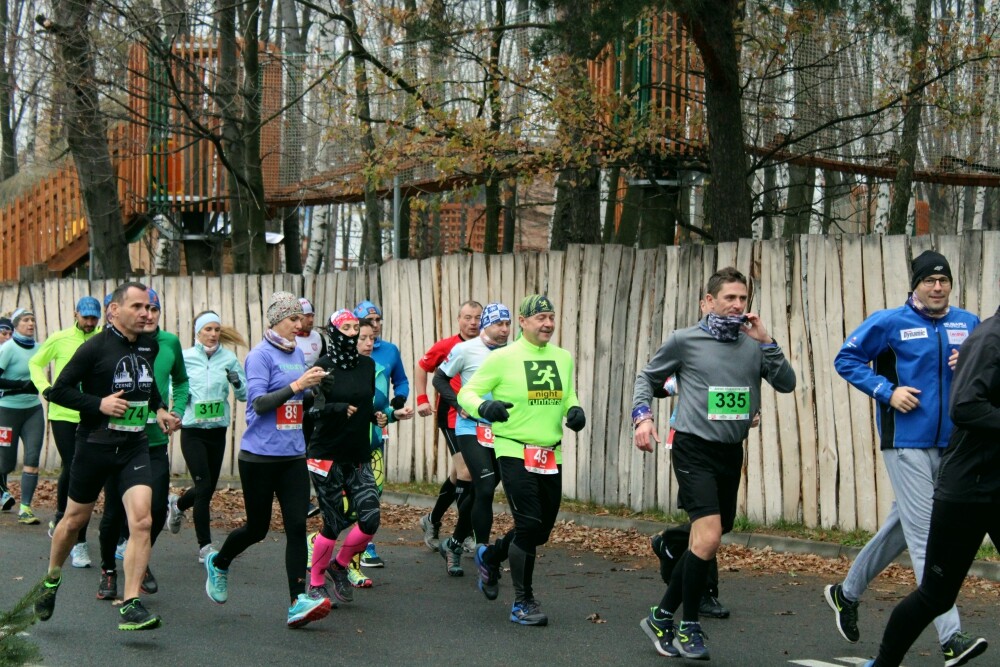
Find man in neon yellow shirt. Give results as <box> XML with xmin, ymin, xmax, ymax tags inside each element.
<box><xmin>29</xmin><ymin>296</ymin><xmax>102</xmax><ymax>567</ymax></box>
<box><xmin>458</xmin><ymin>294</ymin><xmax>585</xmax><ymax>627</ymax></box>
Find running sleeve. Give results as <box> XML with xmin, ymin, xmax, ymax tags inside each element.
<box><xmin>432</xmin><ymin>368</ymin><xmax>461</xmax><ymax>412</ymax></box>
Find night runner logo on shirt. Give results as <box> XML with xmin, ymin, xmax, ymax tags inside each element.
<box><xmin>523</xmin><ymin>361</ymin><xmax>562</xmax><ymax>405</ymax></box>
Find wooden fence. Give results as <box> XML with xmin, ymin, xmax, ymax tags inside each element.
<box><xmin>1</xmin><ymin>234</ymin><xmax>997</xmax><ymax>531</ymax></box>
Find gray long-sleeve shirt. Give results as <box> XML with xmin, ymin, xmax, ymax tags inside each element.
<box><xmin>632</xmin><ymin>320</ymin><xmax>796</xmax><ymax>444</ymax></box>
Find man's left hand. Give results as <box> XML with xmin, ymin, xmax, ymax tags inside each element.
<box><xmin>566</xmin><ymin>406</ymin><xmax>586</xmax><ymax>432</ymax></box>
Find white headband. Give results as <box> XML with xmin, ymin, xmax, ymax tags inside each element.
<box><xmin>194</xmin><ymin>312</ymin><xmax>222</xmax><ymax>338</ymax></box>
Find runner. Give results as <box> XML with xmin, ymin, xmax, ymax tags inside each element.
<box><xmin>296</xmin><ymin>297</ymin><xmax>328</xmax><ymax>519</ymax></box>
<box><xmin>633</xmin><ymin>267</ymin><xmax>795</xmax><ymax>659</ymax></box>
<box><xmin>98</xmin><ymin>288</ymin><xmax>188</xmax><ymax>599</ymax></box>
<box><xmin>862</xmin><ymin>299</ymin><xmax>999</xmax><ymax>667</ymax></box>
<box><xmin>28</xmin><ymin>296</ymin><xmax>102</xmax><ymax>566</ymax></box>
<box><xmin>34</xmin><ymin>281</ymin><xmax>175</xmax><ymax>630</ymax></box>
<box><xmin>414</xmin><ymin>300</ymin><xmax>483</xmax><ymax>553</ymax></box>
<box><xmin>0</xmin><ymin>308</ymin><xmax>43</xmax><ymax>524</ymax></box>
<box><xmin>823</xmin><ymin>251</ymin><xmax>984</xmax><ymax>665</ymax></box>
<box><xmin>432</xmin><ymin>302</ymin><xmax>510</xmax><ymax>582</ymax></box>
<box><xmin>458</xmin><ymin>295</ymin><xmax>584</xmax><ymax>626</ymax></box>
<box><xmin>0</xmin><ymin>317</ymin><xmax>13</xmax><ymax>346</ymax></box>
<box><xmin>203</xmin><ymin>292</ymin><xmax>331</xmax><ymax>628</ymax></box>
<box><xmin>168</xmin><ymin>310</ymin><xmax>248</xmax><ymax>565</ymax></box>
<box><xmin>304</xmin><ymin>309</ymin><xmax>382</xmax><ymax>605</ymax></box>
<box><xmin>353</xmin><ymin>299</ymin><xmax>409</xmax><ymax>568</ymax></box>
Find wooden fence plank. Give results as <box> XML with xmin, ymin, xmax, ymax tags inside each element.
<box><xmin>575</xmin><ymin>245</ymin><xmax>602</xmax><ymax>502</ymax></box>
<box><xmin>958</xmin><ymin>231</ymin><xmax>982</xmax><ymax>317</ymax></box>
<box><xmin>559</xmin><ymin>246</ymin><xmax>582</xmax><ymax>500</ymax></box>
<box><xmin>607</xmin><ymin>247</ymin><xmax>634</xmax><ymax>506</ymax></box>
<box><xmin>418</xmin><ymin>257</ymin><xmax>438</xmax><ymax>483</ymax></box>
<box><xmin>657</xmin><ymin>245</ymin><xmax>681</xmax><ymax>513</ymax></box>
<box><xmin>623</xmin><ymin>249</ymin><xmax>649</xmax><ymax>510</ymax></box>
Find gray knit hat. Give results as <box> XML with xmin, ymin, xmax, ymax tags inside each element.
<box><xmin>266</xmin><ymin>291</ymin><xmax>303</xmax><ymax>327</ymax></box>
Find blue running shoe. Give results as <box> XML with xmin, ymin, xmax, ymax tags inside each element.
<box><xmin>475</xmin><ymin>545</ymin><xmax>499</xmax><ymax>600</ymax></box>
<box><xmin>287</xmin><ymin>592</ymin><xmax>331</xmax><ymax>629</ymax></box>
<box><xmin>510</xmin><ymin>598</ymin><xmax>547</xmax><ymax>626</ymax></box>
<box><xmin>360</xmin><ymin>542</ymin><xmax>384</xmax><ymax>568</ymax></box>
<box><xmin>115</xmin><ymin>539</ymin><xmax>127</xmax><ymax>561</ymax></box>
<box><xmin>0</xmin><ymin>491</ymin><xmax>14</xmax><ymax>512</ymax></box>
<box><xmin>204</xmin><ymin>551</ymin><xmax>228</xmax><ymax>604</ymax></box>
<box><xmin>640</xmin><ymin>606</ymin><xmax>680</xmax><ymax>657</ymax></box>
<box><xmin>673</xmin><ymin>621</ymin><xmax>709</xmax><ymax>660</ymax></box>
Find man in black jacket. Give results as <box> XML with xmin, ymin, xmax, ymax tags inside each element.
<box><xmin>863</xmin><ymin>303</ymin><xmax>999</xmax><ymax>667</ymax></box>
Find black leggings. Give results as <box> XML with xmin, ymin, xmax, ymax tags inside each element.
<box><xmin>177</xmin><ymin>427</ymin><xmax>228</xmax><ymax>547</ymax></box>
<box><xmin>214</xmin><ymin>457</ymin><xmax>309</xmax><ymax>601</ymax></box>
<box><xmin>456</xmin><ymin>434</ymin><xmax>499</xmax><ymax>544</ymax></box>
<box><xmin>99</xmin><ymin>446</ymin><xmax>169</xmax><ymax>569</ymax></box>
<box><xmin>874</xmin><ymin>499</ymin><xmax>1000</xmax><ymax>666</ymax></box>
<box><xmin>51</xmin><ymin>420</ymin><xmax>87</xmax><ymax>543</ymax></box>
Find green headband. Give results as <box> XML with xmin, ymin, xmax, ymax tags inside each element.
<box><xmin>519</xmin><ymin>294</ymin><xmax>555</xmax><ymax>318</ymax></box>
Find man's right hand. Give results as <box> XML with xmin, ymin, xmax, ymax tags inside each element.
<box><xmin>889</xmin><ymin>386</ymin><xmax>921</xmax><ymax>413</ymax></box>
<box><xmin>417</xmin><ymin>401</ymin><xmax>434</xmax><ymax>417</ymax></box>
<box><xmin>633</xmin><ymin>420</ymin><xmax>660</xmax><ymax>452</ymax></box>
<box><xmin>100</xmin><ymin>390</ymin><xmax>128</xmax><ymax>417</ymax></box>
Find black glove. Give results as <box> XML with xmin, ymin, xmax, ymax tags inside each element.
<box><xmin>566</xmin><ymin>406</ymin><xmax>586</xmax><ymax>432</ymax></box>
<box><xmin>390</xmin><ymin>395</ymin><xmax>407</xmax><ymax>410</ymax></box>
<box><xmin>327</xmin><ymin>402</ymin><xmax>351</xmax><ymax>416</ymax></box>
<box><xmin>226</xmin><ymin>369</ymin><xmax>242</xmax><ymax>388</ymax></box>
<box><xmin>478</xmin><ymin>400</ymin><xmax>513</xmax><ymax>423</ymax></box>
<box><xmin>42</xmin><ymin>386</ymin><xmax>52</xmax><ymax>400</ymax></box>
<box><xmin>652</xmin><ymin>385</ymin><xmax>668</xmax><ymax>399</ymax></box>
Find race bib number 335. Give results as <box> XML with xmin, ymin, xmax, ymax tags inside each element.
<box><xmin>707</xmin><ymin>386</ymin><xmax>750</xmax><ymax>421</ymax></box>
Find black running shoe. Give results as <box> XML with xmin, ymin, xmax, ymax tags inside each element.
<box><xmin>35</xmin><ymin>575</ymin><xmax>61</xmax><ymax>621</ymax></box>
<box><xmin>118</xmin><ymin>598</ymin><xmax>161</xmax><ymax>630</ymax></box>
<box><xmin>942</xmin><ymin>631</ymin><xmax>988</xmax><ymax>667</ymax></box>
<box><xmin>651</xmin><ymin>534</ymin><xmax>676</xmax><ymax>584</ymax></box>
<box><xmin>439</xmin><ymin>537</ymin><xmax>464</xmax><ymax>577</ymax></box>
<box><xmin>97</xmin><ymin>569</ymin><xmax>118</xmax><ymax>600</ymax></box>
<box><xmin>824</xmin><ymin>583</ymin><xmax>860</xmax><ymax>643</ymax></box>
<box><xmin>140</xmin><ymin>567</ymin><xmax>158</xmax><ymax>595</ymax></box>
<box><xmin>699</xmin><ymin>594</ymin><xmax>730</xmax><ymax>619</ymax></box>
<box><xmin>326</xmin><ymin>564</ymin><xmax>354</xmax><ymax>604</ymax></box>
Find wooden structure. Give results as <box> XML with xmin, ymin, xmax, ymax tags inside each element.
<box><xmin>3</xmin><ymin>234</ymin><xmax>997</xmax><ymax>531</ymax></box>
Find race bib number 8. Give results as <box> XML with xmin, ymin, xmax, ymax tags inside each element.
<box><xmin>476</xmin><ymin>422</ymin><xmax>495</xmax><ymax>448</ymax></box>
<box><xmin>0</xmin><ymin>426</ymin><xmax>11</xmax><ymax>447</ymax></box>
<box><xmin>306</xmin><ymin>458</ymin><xmax>333</xmax><ymax>478</ymax></box>
<box><xmin>194</xmin><ymin>399</ymin><xmax>226</xmax><ymax>424</ymax></box>
<box><xmin>109</xmin><ymin>401</ymin><xmax>149</xmax><ymax>432</ymax></box>
<box><xmin>524</xmin><ymin>445</ymin><xmax>558</xmax><ymax>475</ymax></box>
<box><xmin>707</xmin><ymin>386</ymin><xmax>750</xmax><ymax>421</ymax></box>
<box><xmin>276</xmin><ymin>399</ymin><xmax>303</xmax><ymax>430</ymax></box>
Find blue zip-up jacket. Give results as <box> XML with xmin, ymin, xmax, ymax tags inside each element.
<box><xmin>370</xmin><ymin>359</ymin><xmax>399</xmax><ymax>450</ymax></box>
<box><xmin>835</xmin><ymin>302</ymin><xmax>980</xmax><ymax>449</ymax></box>
<box><xmin>181</xmin><ymin>343</ymin><xmax>248</xmax><ymax>429</ymax></box>
<box><xmin>371</xmin><ymin>338</ymin><xmax>408</xmax><ymax>400</ymax></box>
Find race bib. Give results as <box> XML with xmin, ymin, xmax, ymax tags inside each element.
<box><xmin>665</xmin><ymin>427</ymin><xmax>676</xmax><ymax>450</ymax></box>
<box><xmin>109</xmin><ymin>401</ymin><xmax>149</xmax><ymax>432</ymax></box>
<box><xmin>476</xmin><ymin>422</ymin><xmax>495</xmax><ymax>448</ymax></box>
<box><xmin>524</xmin><ymin>445</ymin><xmax>558</xmax><ymax>475</ymax></box>
<box><xmin>194</xmin><ymin>399</ymin><xmax>226</xmax><ymax>424</ymax></box>
<box><xmin>947</xmin><ymin>329</ymin><xmax>968</xmax><ymax>346</ymax></box>
<box><xmin>306</xmin><ymin>458</ymin><xmax>333</xmax><ymax>478</ymax></box>
<box><xmin>707</xmin><ymin>386</ymin><xmax>750</xmax><ymax>421</ymax></box>
<box><xmin>276</xmin><ymin>399</ymin><xmax>303</xmax><ymax>430</ymax></box>
<box><xmin>381</xmin><ymin>426</ymin><xmax>390</xmax><ymax>444</ymax></box>
<box><xmin>0</xmin><ymin>427</ymin><xmax>11</xmax><ymax>447</ymax></box>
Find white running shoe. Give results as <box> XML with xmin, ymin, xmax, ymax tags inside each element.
<box><xmin>70</xmin><ymin>543</ymin><xmax>92</xmax><ymax>568</ymax></box>
<box><xmin>167</xmin><ymin>494</ymin><xmax>184</xmax><ymax>534</ymax></box>
<box><xmin>198</xmin><ymin>544</ymin><xmax>217</xmax><ymax>564</ymax></box>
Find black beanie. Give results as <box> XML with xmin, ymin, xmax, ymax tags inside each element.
<box><xmin>911</xmin><ymin>250</ymin><xmax>952</xmax><ymax>289</ymax></box>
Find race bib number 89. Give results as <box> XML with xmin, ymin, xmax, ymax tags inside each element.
<box><xmin>707</xmin><ymin>386</ymin><xmax>750</xmax><ymax>421</ymax></box>
<box><xmin>276</xmin><ymin>399</ymin><xmax>303</xmax><ymax>430</ymax></box>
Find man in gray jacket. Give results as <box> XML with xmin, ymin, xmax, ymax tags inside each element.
<box><xmin>632</xmin><ymin>266</ymin><xmax>796</xmax><ymax>660</ymax></box>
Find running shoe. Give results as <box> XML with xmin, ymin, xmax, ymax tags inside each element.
<box><xmin>35</xmin><ymin>574</ymin><xmax>61</xmax><ymax>621</ymax></box>
<box><xmin>47</xmin><ymin>520</ymin><xmax>56</xmax><ymax>538</ymax></box>
<box><xmin>204</xmin><ymin>551</ymin><xmax>228</xmax><ymax>604</ymax></box>
<box><xmin>306</xmin><ymin>531</ymin><xmax>317</xmax><ymax>570</ymax></box>
<box><xmin>348</xmin><ymin>558</ymin><xmax>373</xmax><ymax>588</ymax></box>
<box><xmin>0</xmin><ymin>491</ymin><xmax>13</xmax><ymax>512</ymax></box>
<box><xmin>308</xmin><ymin>583</ymin><xmax>336</xmax><ymax>608</ymax></box>
<box><xmin>462</xmin><ymin>536</ymin><xmax>476</xmax><ymax>553</ymax></box>
<box><xmin>640</xmin><ymin>606</ymin><xmax>680</xmax><ymax>657</ymax></box>
<box><xmin>140</xmin><ymin>567</ymin><xmax>158</xmax><ymax>595</ymax></box>
<box><xmin>650</xmin><ymin>533</ymin><xmax>676</xmax><ymax>584</ymax></box>
<box><xmin>509</xmin><ymin>598</ymin><xmax>547</xmax><ymax>626</ymax></box>
<box><xmin>118</xmin><ymin>598</ymin><xmax>161</xmax><ymax>630</ymax></box>
<box><xmin>439</xmin><ymin>537</ymin><xmax>464</xmax><ymax>577</ymax></box>
<box><xmin>673</xmin><ymin>621</ymin><xmax>709</xmax><ymax>660</ymax></box>
<box><xmin>699</xmin><ymin>594</ymin><xmax>730</xmax><ymax>619</ymax></box>
<box><xmin>97</xmin><ymin>569</ymin><xmax>118</xmax><ymax>600</ymax></box>
<box><xmin>420</xmin><ymin>513</ymin><xmax>440</xmax><ymax>550</ymax></box>
<box><xmin>198</xmin><ymin>544</ymin><xmax>217</xmax><ymax>564</ymax></box>
<box><xmin>18</xmin><ymin>506</ymin><xmax>40</xmax><ymax>525</ymax></box>
<box><xmin>287</xmin><ymin>592</ymin><xmax>331</xmax><ymax>629</ymax></box>
<box><xmin>306</xmin><ymin>501</ymin><xmax>321</xmax><ymax>518</ymax></box>
<box><xmin>70</xmin><ymin>542</ymin><xmax>92</xmax><ymax>568</ymax></box>
<box><xmin>942</xmin><ymin>632</ymin><xmax>988</xmax><ymax>667</ymax></box>
<box><xmin>823</xmin><ymin>583</ymin><xmax>860</xmax><ymax>643</ymax></box>
<box><xmin>115</xmin><ymin>538</ymin><xmax>127</xmax><ymax>561</ymax></box>
<box><xmin>360</xmin><ymin>542</ymin><xmax>384</xmax><ymax>568</ymax></box>
<box><xmin>325</xmin><ymin>564</ymin><xmax>354</xmax><ymax>603</ymax></box>
<box><xmin>475</xmin><ymin>545</ymin><xmax>500</xmax><ymax>600</ymax></box>
<box><xmin>166</xmin><ymin>494</ymin><xmax>184</xmax><ymax>534</ymax></box>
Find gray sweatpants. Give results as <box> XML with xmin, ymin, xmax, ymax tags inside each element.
<box><xmin>0</xmin><ymin>404</ymin><xmax>45</xmax><ymax>474</ymax></box>
<box><xmin>842</xmin><ymin>447</ymin><xmax>960</xmax><ymax>645</ymax></box>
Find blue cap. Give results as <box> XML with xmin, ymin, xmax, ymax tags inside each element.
<box><xmin>480</xmin><ymin>302</ymin><xmax>511</xmax><ymax>329</ymax></box>
<box><xmin>148</xmin><ymin>288</ymin><xmax>161</xmax><ymax>309</ymax></box>
<box><xmin>353</xmin><ymin>300</ymin><xmax>382</xmax><ymax>319</ymax></box>
<box><xmin>104</xmin><ymin>294</ymin><xmax>113</xmax><ymax>310</ymax></box>
<box><xmin>76</xmin><ymin>296</ymin><xmax>101</xmax><ymax>318</ymax></box>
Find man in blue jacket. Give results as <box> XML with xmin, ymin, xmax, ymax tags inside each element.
<box><xmin>823</xmin><ymin>250</ymin><xmax>985</xmax><ymax>667</ymax></box>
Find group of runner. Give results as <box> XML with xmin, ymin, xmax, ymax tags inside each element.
<box><xmin>3</xmin><ymin>250</ymin><xmax>997</xmax><ymax>666</ymax></box>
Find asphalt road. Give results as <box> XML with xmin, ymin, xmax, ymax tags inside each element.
<box><xmin>1</xmin><ymin>509</ymin><xmax>995</xmax><ymax>666</ymax></box>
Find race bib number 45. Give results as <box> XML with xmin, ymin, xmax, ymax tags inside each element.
<box><xmin>707</xmin><ymin>386</ymin><xmax>750</xmax><ymax>421</ymax></box>
<box><xmin>109</xmin><ymin>401</ymin><xmax>149</xmax><ymax>432</ymax></box>
<box><xmin>276</xmin><ymin>399</ymin><xmax>303</xmax><ymax>430</ymax></box>
<box><xmin>524</xmin><ymin>445</ymin><xmax>558</xmax><ymax>474</ymax></box>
